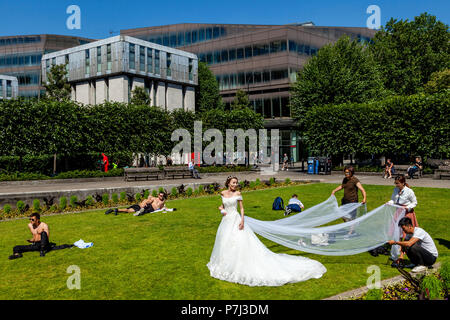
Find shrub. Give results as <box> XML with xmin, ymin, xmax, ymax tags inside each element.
<box><xmin>70</xmin><ymin>195</ymin><xmax>78</xmax><ymax>208</ymax></box>
<box><xmin>249</xmin><ymin>181</ymin><xmax>256</xmax><ymax>189</ymax></box>
<box><xmin>171</xmin><ymin>187</ymin><xmax>178</xmax><ymax>197</ymax></box>
<box><xmin>198</xmin><ymin>185</ymin><xmax>204</xmax><ymax>194</ymax></box>
<box><xmin>33</xmin><ymin>199</ymin><xmax>41</xmax><ymax>212</ymax></box>
<box><xmin>152</xmin><ymin>189</ymin><xmax>158</xmax><ymax>197</ymax></box>
<box><xmin>3</xmin><ymin>204</ymin><xmax>11</xmax><ymax>214</ymax></box>
<box><xmin>439</xmin><ymin>259</ymin><xmax>450</xmax><ymax>290</ymax></box>
<box><xmin>85</xmin><ymin>195</ymin><xmax>94</xmax><ymax>207</ymax></box>
<box><xmin>239</xmin><ymin>181</ymin><xmax>245</xmax><ymax>189</ymax></box>
<box><xmin>16</xmin><ymin>200</ymin><xmax>26</xmax><ymax>213</ymax></box>
<box><xmin>421</xmin><ymin>274</ymin><xmax>443</xmax><ymax>300</ymax></box>
<box><xmin>59</xmin><ymin>197</ymin><xmax>67</xmax><ymax>210</ymax></box>
<box><xmin>186</xmin><ymin>187</ymin><xmax>193</xmax><ymax>197</ymax></box>
<box><xmin>49</xmin><ymin>204</ymin><xmax>58</xmax><ymax>212</ymax></box>
<box><xmin>102</xmin><ymin>193</ymin><xmax>109</xmax><ymax>205</ymax></box>
<box><xmin>143</xmin><ymin>190</ymin><xmax>150</xmax><ymax>199</ymax></box>
<box><xmin>135</xmin><ymin>193</ymin><xmax>142</xmax><ymax>202</ymax></box>
<box><xmin>285</xmin><ymin>178</ymin><xmax>291</xmax><ymax>184</ymax></box>
<box><xmin>255</xmin><ymin>178</ymin><xmax>261</xmax><ymax>186</ymax></box>
<box><xmin>112</xmin><ymin>193</ymin><xmax>119</xmax><ymax>204</ymax></box>
<box><xmin>158</xmin><ymin>187</ymin><xmax>165</xmax><ymax>194</ymax></box>
<box><xmin>365</xmin><ymin>289</ymin><xmax>382</xmax><ymax>300</ymax></box>
<box><xmin>119</xmin><ymin>192</ymin><xmax>126</xmax><ymax>202</ymax></box>
<box><xmin>269</xmin><ymin>177</ymin><xmax>276</xmax><ymax>185</ymax></box>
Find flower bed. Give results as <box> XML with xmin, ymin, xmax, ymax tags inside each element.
<box><xmin>0</xmin><ymin>177</ymin><xmax>302</xmax><ymax>220</ymax></box>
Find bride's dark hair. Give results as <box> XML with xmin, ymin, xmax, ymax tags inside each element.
<box><xmin>225</xmin><ymin>176</ymin><xmax>239</xmax><ymax>188</ymax></box>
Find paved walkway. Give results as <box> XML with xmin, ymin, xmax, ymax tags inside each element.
<box><xmin>0</xmin><ymin>170</ymin><xmax>448</xmax><ymax>195</ymax></box>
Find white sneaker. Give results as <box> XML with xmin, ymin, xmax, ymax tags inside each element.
<box><xmin>133</xmin><ymin>208</ymin><xmax>145</xmax><ymax>216</ymax></box>
<box><xmin>411</xmin><ymin>265</ymin><xmax>427</xmax><ymax>273</ymax></box>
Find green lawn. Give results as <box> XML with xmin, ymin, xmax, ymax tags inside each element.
<box><xmin>0</xmin><ymin>183</ymin><xmax>448</xmax><ymax>300</ymax></box>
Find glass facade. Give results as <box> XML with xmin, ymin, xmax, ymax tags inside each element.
<box><xmin>0</xmin><ymin>52</ymin><xmax>42</xmax><ymax>68</ymax></box>
<box><xmin>107</xmin><ymin>44</ymin><xmax>112</xmax><ymax>71</ymax></box>
<box><xmin>0</xmin><ymin>36</ymin><xmax>41</xmax><ymax>46</ymax></box>
<box><xmin>85</xmin><ymin>49</ymin><xmax>90</xmax><ymax>74</ymax></box>
<box><xmin>154</xmin><ymin>50</ymin><xmax>160</xmax><ymax>75</ymax></box>
<box><xmin>145</xmin><ymin>26</ymin><xmax>226</xmax><ymax>48</ymax></box>
<box><xmin>216</xmin><ymin>68</ymin><xmax>292</xmax><ymax>90</ymax></box>
<box><xmin>197</xmin><ymin>39</ymin><xmax>319</xmax><ymax>66</ymax></box>
<box><xmin>0</xmin><ymin>81</ymin><xmax>2</xmax><ymax>97</ymax></box>
<box><xmin>97</xmin><ymin>47</ymin><xmax>102</xmax><ymax>73</ymax></box>
<box><xmin>166</xmin><ymin>53</ymin><xmax>172</xmax><ymax>77</ymax></box>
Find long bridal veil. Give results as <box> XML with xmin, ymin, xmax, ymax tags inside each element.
<box><xmin>245</xmin><ymin>195</ymin><xmax>405</xmax><ymax>260</ymax></box>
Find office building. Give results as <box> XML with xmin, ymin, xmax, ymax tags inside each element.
<box><xmin>41</xmin><ymin>35</ymin><xmax>197</xmax><ymax>110</ymax></box>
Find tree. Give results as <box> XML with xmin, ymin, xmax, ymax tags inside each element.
<box><xmin>196</xmin><ymin>62</ymin><xmax>223</xmax><ymax>112</ymax></box>
<box><xmin>43</xmin><ymin>63</ymin><xmax>71</xmax><ymax>102</ymax></box>
<box><xmin>424</xmin><ymin>69</ymin><xmax>450</xmax><ymax>94</ymax></box>
<box><xmin>370</xmin><ymin>13</ymin><xmax>450</xmax><ymax>95</ymax></box>
<box><xmin>230</xmin><ymin>89</ymin><xmax>250</xmax><ymax>109</ymax></box>
<box><xmin>130</xmin><ymin>86</ymin><xmax>151</xmax><ymax>105</ymax></box>
<box><xmin>290</xmin><ymin>35</ymin><xmax>385</xmax><ymax>129</ymax></box>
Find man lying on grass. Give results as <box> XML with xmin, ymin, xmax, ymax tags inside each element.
<box><xmin>8</xmin><ymin>212</ymin><xmax>73</xmax><ymax>260</ymax></box>
<box><xmin>105</xmin><ymin>192</ymin><xmax>176</xmax><ymax>216</ymax></box>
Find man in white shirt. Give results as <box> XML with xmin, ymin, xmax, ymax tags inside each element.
<box><xmin>188</xmin><ymin>161</ymin><xmax>200</xmax><ymax>179</ymax></box>
<box><xmin>388</xmin><ymin>217</ymin><xmax>438</xmax><ymax>273</ymax></box>
<box><xmin>284</xmin><ymin>194</ymin><xmax>304</xmax><ymax>216</ymax></box>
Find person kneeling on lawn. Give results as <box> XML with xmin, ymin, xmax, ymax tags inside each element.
<box><xmin>284</xmin><ymin>194</ymin><xmax>304</xmax><ymax>216</ymax></box>
<box><xmin>387</xmin><ymin>217</ymin><xmax>438</xmax><ymax>273</ymax></box>
<box><xmin>105</xmin><ymin>192</ymin><xmax>175</xmax><ymax>216</ymax></box>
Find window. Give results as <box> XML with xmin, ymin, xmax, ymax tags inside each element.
<box><xmin>236</xmin><ymin>48</ymin><xmax>244</xmax><ymax>60</ymax></box>
<box><xmin>271</xmin><ymin>69</ymin><xmax>288</xmax><ymax>81</ymax></box>
<box><xmin>199</xmin><ymin>29</ymin><xmax>205</xmax><ymax>42</ymax></box>
<box><xmin>230</xmin><ymin>74</ymin><xmax>237</xmax><ymax>89</ymax></box>
<box><xmin>147</xmin><ymin>48</ymin><xmax>153</xmax><ymax>73</ymax></box>
<box><xmin>129</xmin><ymin>43</ymin><xmax>135</xmax><ymax>69</ymax></box>
<box><xmin>281</xmin><ymin>97</ymin><xmax>290</xmax><ymax>117</ymax></box>
<box><xmin>253</xmin><ymin>71</ymin><xmax>262</xmax><ymax>83</ymax></box>
<box><xmin>199</xmin><ymin>53</ymin><xmax>206</xmax><ymax>63</ymax></box>
<box><xmin>289</xmin><ymin>40</ymin><xmax>297</xmax><ymax>52</ymax></box>
<box><xmin>245</xmin><ymin>46</ymin><xmax>252</xmax><ymax>59</ymax></box>
<box><xmin>188</xmin><ymin>58</ymin><xmax>193</xmax><ymax>81</ymax></box>
<box><xmin>270</xmin><ymin>41</ymin><xmax>281</xmax><ymax>53</ymax></box>
<box><xmin>166</xmin><ymin>53</ymin><xmax>172</xmax><ymax>77</ymax></box>
<box><xmin>206</xmin><ymin>28</ymin><xmax>212</xmax><ymax>40</ymax></box>
<box><xmin>221</xmin><ymin>49</ymin><xmax>228</xmax><ymax>63</ymax></box>
<box><xmin>185</xmin><ymin>31</ymin><xmax>191</xmax><ymax>45</ymax></box>
<box><xmin>170</xmin><ymin>34</ymin><xmax>177</xmax><ymax>47</ymax></box>
<box><xmin>177</xmin><ymin>32</ymin><xmax>184</xmax><ymax>47</ymax></box>
<box><xmin>154</xmin><ymin>50</ymin><xmax>160</xmax><ymax>74</ymax></box>
<box><xmin>97</xmin><ymin>47</ymin><xmax>102</xmax><ymax>73</ymax></box>
<box><xmin>263</xmin><ymin>70</ymin><xmax>270</xmax><ymax>82</ymax></box>
<box><xmin>163</xmin><ymin>34</ymin><xmax>169</xmax><ymax>46</ymax></box>
<box><xmin>272</xmin><ymin>97</ymin><xmax>281</xmax><ymax>117</ymax></box>
<box><xmin>213</xmin><ymin>51</ymin><xmax>221</xmax><ymax>64</ymax></box>
<box><xmin>206</xmin><ymin>52</ymin><xmax>212</xmax><ymax>64</ymax></box>
<box><xmin>255</xmin><ymin>99</ymin><xmax>263</xmax><ymax>115</ymax></box>
<box><xmin>304</xmin><ymin>45</ymin><xmax>310</xmax><ymax>55</ymax></box>
<box><xmin>140</xmin><ymin>46</ymin><xmax>145</xmax><ymax>72</ymax></box>
<box><xmin>228</xmin><ymin>48</ymin><xmax>236</xmax><ymax>61</ymax></box>
<box><xmin>213</xmin><ymin>27</ymin><xmax>220</xmax><ymax>38</ymax></box>
<box><xmin>46</xmin><ymin>59</ymin><xmax>51</xmax><ymax>74</ymax></box>
<box><xmin>246</xmin><ymin>72</ymin><xmax>253</xmax><ymax>85</ymax></box>
<box><xmin>85</xmin><ymin>49</ymin><xmax>90</xmax><ymax>74</ymax></box>
<box><xmin>107</xmin><ymin>44</ymin><xmax>112</xmax><ymax>70</ymax></box>
<box><xmin>191</xmin><ymin>30</ymin><xmax>198</xmax><ymax>44</ymax></box>
<box><xmin>6</xmin><ymin>80</ymin><xmax>11</xmax><ymax>98</ymax></box>
<box><xmin>0</xmin><ymin>80</ymin><xmax>3</xmax><ymax>98</ymax></box>
<box><xmin>263</xmin><ymin>98</ymin><xmax>271</xmax><ymax>118</ymax></box>
<box><xmin>65</xmin><ymin>55</ymin><xmax>69</xmax><ymax>74</ymax></box>
<box><xmin>238</xmin><ymin>72</ymin><xmax>245</xmax><ymax>86</ymax></box>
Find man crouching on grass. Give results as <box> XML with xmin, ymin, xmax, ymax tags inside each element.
<box><xmin>9</xmin><ymin>213</ymin><xmax>50</xmax><ymax>259</ymax></box>
<box><xmin>105</xmin><ymin>191</ymin><xmax>175</xmax><ymax>216</ymax></box>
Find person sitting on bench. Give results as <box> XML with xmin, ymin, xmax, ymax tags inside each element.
<box><xmin>388</xmin><ymin>217</ymin><xmax>438</xmax><ymax>273</ymax></box>
<box><xmin>284</xmin><ymin>194</ymin><xmax>304</xmax><ymax>216</ymax></box>
<box><xmin>105</xmin><ymin>192</ymin><xmax>174</xmax><ymax>216</ymax></box>
<box><xmin>9</xmin><ymin>213</ymin><xmax>50</xmax><ymax>259</ymax></box>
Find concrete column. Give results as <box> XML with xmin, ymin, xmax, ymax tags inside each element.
<box><xmin>156</xmin><ymin>81</ymin><xmax>166</xmax><ymax>109</ymax></box>
<box><xmin>95</xmin><ymin>79</ymin><xmax>108</xmax><ymax>104</ymax></box>
<box><xmin>75</xmin><ymin>81</ymin><xmax>90</xmax><ymax>105</ymax></box>
<box><xmin>166</xmin><ymin>83</ymin><xmax>183</xmax><ymax>111</ymax></box>
<box><xmin>108</xmin><ymin>75</ymin><xmax>128</xmax><ymax>103</ymax></box>
<box><xmin>184</xmin><ymin>86</ymin><xmax>195</xmax><ymax>111</ymax></box>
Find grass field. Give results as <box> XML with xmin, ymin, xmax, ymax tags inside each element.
<box><xmin>0</xmin><ymin>183</ymin><xmax>448</xmax><ymax>300</ymax></box>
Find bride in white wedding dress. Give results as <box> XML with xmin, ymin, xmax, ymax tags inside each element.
<box><xmin>207</xmin><ymin>176</ymin><xmax>327</xmax><ymax>286</ymax></box>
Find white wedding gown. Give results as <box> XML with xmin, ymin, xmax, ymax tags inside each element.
<box><xmin>207</xmin><ymin>195</ymin><xmax>327</xmax><ymax>286</ymax></box>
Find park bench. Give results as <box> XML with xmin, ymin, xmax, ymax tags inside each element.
<box><xmin>433</xmin><ymin>166</ymin><xmax>450</xmax><ymax>180</ymax></box>
<box><xmin>124</xmin><ymin>167</ymin><xmax>162</xmax><ymax>181</ymax></box>
<box><xmin>163</xmin><ymin>166</ymin><xmax>193</xmax><ymax>179</ymax></box>
<box><xmin>393</xmin><ymin>164</ymin><xmax>423</xmax><ymax>179</ymax></box>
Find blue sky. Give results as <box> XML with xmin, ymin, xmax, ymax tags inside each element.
<box><xmin>0</xmin><ymin>0</ymin><xmax>448</xmax><ymax>38</ymax></box>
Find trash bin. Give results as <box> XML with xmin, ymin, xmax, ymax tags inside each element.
<box><xmin>325</xmin><ymin>158</ymin><xmax>332</xmax><ymax>175</ymax></box>
<box><xmin>318</xmin><ymin>157</ymin><xmax>327</xmax><ymax>174</ymax></box>
<box><xmin>307</xmin><ymin>157</ymin><xmax>315</xmax><ymax>174</ymax></box>
<box><xmin>314</xmin><ymin>157</ymin><xmax>320</xmax><ymax>174</ymax></box>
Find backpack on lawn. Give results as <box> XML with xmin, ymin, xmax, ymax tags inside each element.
<box><xmin>272</xmin><ymin>197</ymin><xmax>284</xmax><ymax>210</ymax></box>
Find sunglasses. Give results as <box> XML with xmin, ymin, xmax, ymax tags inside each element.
<box><xmin>29</xmin><ymin>218</ymin><xmax>35</xmax><ymax>221</ymax></box>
